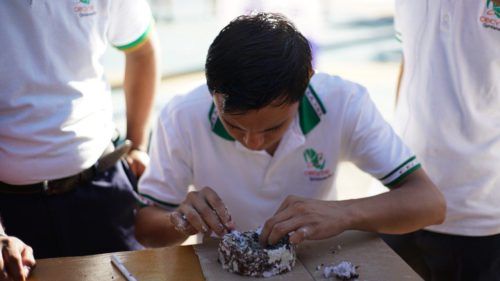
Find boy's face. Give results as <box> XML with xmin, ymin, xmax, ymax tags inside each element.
<box><xmin>214</xmin><ymin>94</ymin><xmax>299</xmax><ymax>155</ymax></box>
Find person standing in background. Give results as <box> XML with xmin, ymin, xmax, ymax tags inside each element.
<box><xmin>381</xmin><ymin>1</ymin><xmax>500</xmax><ymax>280</ymax></box>
<box><xmin>0</xmin><ymin>0</ymin><xmax>159</xmax><ymax>278</ymax></box>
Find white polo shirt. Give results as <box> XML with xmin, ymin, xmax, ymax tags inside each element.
<box><xmin>0</xmin><ymin>0</ymin><xmax>152</xmax><ymax>184</ymax></box>
<box><xmin>395</xmin><ymin>0</ymin><xmax>500</xmax><ymax>236</ymax></box>
<box><xmin>139</xmin><ymin>73</ymin><xmax>419</xmax><ymax>231</ymax></box>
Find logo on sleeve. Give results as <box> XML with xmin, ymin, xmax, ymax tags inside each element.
<box><xmin>303</xmin><ymin>148</ymin><xmax>333</xmax><ymax>181</ymax></box>
<box><xmin>73</xmin><ymin>0</ymin><xmax>96</xmax><ymax>17</ymax></box>
<box><xmin>480</xmin><ymin>0</ymin><xmax>500</xmax><ymax>31</ymax></box>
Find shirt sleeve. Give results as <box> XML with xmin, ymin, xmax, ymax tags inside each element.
<box><xmin>107</xmin><ymin>0</ymin><xmax>153</xmax><ymax>51</ymax></box>
<box><xmin>138</xmin><ymin>104</ymin><xmax>193</xmax><ymax>209</ymax></box>
<box><xmin>343</xmin><ymin>86</ymin><xmax>420</xmax><ymax>188</ymax></box>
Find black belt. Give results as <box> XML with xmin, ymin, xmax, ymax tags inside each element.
<box><xmin>0</xmin><ymin>140</ymin><xmax>132</xmax><ymax>195</ymax></box>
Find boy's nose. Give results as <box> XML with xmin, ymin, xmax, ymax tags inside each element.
<box><xmin>243</xmin><ymin>133</ymin><xmax>264</xmax><ymax>150</ymax></box>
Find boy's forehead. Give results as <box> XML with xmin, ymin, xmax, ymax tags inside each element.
<box><xmin>213</xmin><ymin>92</ymin><xmax>292</xmax><ymax>113</ymax></box>
<box><xmin>214</xmin><ymin>95</ymin><xmax>298</xmax><ymax>131</ymax></box>
<box><xmin>213</xmin><ymin>94</ymin><xmax>295</xmax><ymax>113</ymax></box>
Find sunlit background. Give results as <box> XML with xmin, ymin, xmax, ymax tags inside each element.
<box><xmin>106</xmin><ymin>0</ymin><xmax>400</xmax><ymax>200</ymax></box>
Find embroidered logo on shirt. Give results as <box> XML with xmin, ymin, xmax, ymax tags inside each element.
<box><xmin>73</xmin><ymin>0</ymin><xmax>96</xmax><ymax>17</ymax></box>
<box><xmin>303</xmin><ymin>148</ymin><xmax>333</xmax><ymax>181</ymax></box>
<box><xmin>480</xmin><ymin>0</ymin><xmax>500</xmax><ymax>31</ymax></box>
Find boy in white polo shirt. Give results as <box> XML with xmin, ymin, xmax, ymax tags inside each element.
<box><xmin>136</xmin><ymin>13</ymin><xmax>445</xmax><ymax>247</ymax></box>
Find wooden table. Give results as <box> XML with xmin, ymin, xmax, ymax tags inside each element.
<box><xmin>28</xmin><ymin>231</ymin><xmax>422</xmax><ymax>281</ymax></box>
<box><xmin>28</xmin><ymin>246</ymin><xmax>204</xmax><ymax>281</ymax></box>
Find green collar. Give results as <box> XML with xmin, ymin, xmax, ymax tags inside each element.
<box><xmin>208</xmin><ymin>84</ymin><xmax>326</xmax><ymax>141</ymax></box>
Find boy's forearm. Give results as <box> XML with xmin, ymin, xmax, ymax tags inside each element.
<box><xmin>343</xmin><ymin>169</ymin><xmax>446</xmax><ymax>234</ymax></box>
<box><xmin>395</xmin><ymin>57</ymin><xmax>404</xmax><ymax>106</ymax></box>
<box><xmin>135</xmin><ymin>206</ymin><xmax>188</xmax><ymax>247</ymax></box>
<box><xmin>124</xmin><ymin>32</ymin><xmax>160</xmax><ymax>151</ymax></box>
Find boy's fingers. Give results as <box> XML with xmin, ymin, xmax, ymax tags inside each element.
<box><xmin>21</xmin><ymin>246</ymin><xmax>35</xmax><ymax>267</ymax></box>
<box><xmin>0</xmin><ymin>254</ymin><xmax>6</xmax><ymax>281</ymax></box>
<box><xmin>260</xmin><ymin>208</ymin><xmax>295</xmax><ymax>246</ymax></box>
<box><xmin>22</xmin><ymin>266</ymin><xmax>31</xmax><ymax>279</ymax></box>
<box><xmin>191</xmin><ymin>197</ymin><xmax>226</xmax><ymax>236</ymax></box>
<box><xmin>170</xmin><ymin>211</ymin><xmax>195</xmax><ymax>235</ymax></box>
<box><xmin>179</xmin><ymin>205</ymin><xmax>209</xmax><ymax>234</ymax></box>
<box><xmin>3</xmin><ymin>246</ymin><xmax>24</xmax><ymax>281</ymax></box>
<box><xmin>289</xmin><ymin>226</ymin><xmax>311</xmax><ymax>245</ymax></box>
<box><xmin>203</xmin><ymin>188</ymin><xmax>233</xmax><ymax>230</ymax></box>
<box><xmin>267</xmin><ymin>217</ymin><xmax>307</xmax><ymax>245</ymax></box>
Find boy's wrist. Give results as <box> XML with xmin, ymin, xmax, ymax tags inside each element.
<box><xmin>337</xmin><ymin>200</ymin><xmax>363</xmax><ymax>231</ymax></box>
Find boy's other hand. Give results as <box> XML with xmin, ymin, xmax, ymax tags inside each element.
<box><xmin>125</xmin><ymin>149</ymin><xmax>150</xmax><ymax>178</ymax></box>
<box><xmin>259</xmin><ymin>195</ymin><xmax>349</xmax><ymax>246</ymax></box>
<box><xmin>172</xmin><ymin>187</ymin><xmax>235</xmax><ymax>237</ymax></box>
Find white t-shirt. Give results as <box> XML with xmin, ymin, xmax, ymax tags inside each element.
<box><xmin>139</xmin><ymin>73</ymin><xmax>419</xmax><ymax>231</ymax></box>
<box><xmin>395</xmin><ymin>0</ymin><xmax>500</xmax><ymax>235</ymax></box>
<box><xmin>0</xmin><ymin>0</ymin><xmax>152</xmax><ymax>184</ymax></box>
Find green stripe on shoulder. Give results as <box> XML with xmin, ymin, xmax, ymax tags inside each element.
<box><xmin>307</xmin><ymin>85</ymin><xmax>326</xmax><ymax>114</ymax></box>
<box><xmin>115</xmin><ymin>20</ymin><xmax>153</xmax><ymax>51</ymax></box>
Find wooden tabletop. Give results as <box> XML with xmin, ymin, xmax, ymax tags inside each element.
<box><xmin>28</xmin><ymin>245</ymin><xmax>204</xmax><ymax>281</ymax></box>
<box><xmin>28</xmin><ymin>231</ymin><xmax>422</xmax><ymax>281</ymax></box>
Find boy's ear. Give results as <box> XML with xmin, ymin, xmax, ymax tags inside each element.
<box><xmin>213</xmin><ymin>93</ymin><xmax>224</xmax><ymax>111</ymax></box>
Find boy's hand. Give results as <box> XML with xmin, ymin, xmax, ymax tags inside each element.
<box><xmin>0</xmin><ymin>235</ymin><xmax>35</xmax><ymax>281</ymax></box>
<box><xmin>259</xmin><ymin>195</ymin><xmax>349</xmax><ymax>246</ymax></box>
<box><xmin>170</xmin><ymin>187</ymin><xmax>235</xmax><ymax>237</ymax></box>
<box><xmin>125</xmin><ymin>149</ymin><xmax>150</xmax><ymax>178</ymax></box>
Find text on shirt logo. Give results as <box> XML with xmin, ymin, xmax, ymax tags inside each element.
<box><xmin>480</xmin><ymin>0</ymin><xmax>500</xmax><ymax>31</ymax></box>
<box><xmin>73</xmin><ymin>0</ymin><xmax>96</xmax><ymax>17</ymax></box>
<box><xmin>303</xmin><ymin>148</ymin><xmax>333</xmax><ymax>181</ymax></box>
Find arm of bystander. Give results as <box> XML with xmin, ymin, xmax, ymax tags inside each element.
<box><xmin>0</xmin><ymin>222</ymin><xmax>36</xmax><ymax>281</ymax></box>
<box><xmin>122</xmin><ymin>29</ymin><xmax>160</xmax><ymax>178</ymax></box>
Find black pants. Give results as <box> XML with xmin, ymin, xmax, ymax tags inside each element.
<box><xmin>0</xmin><ymin>160</ymin><xmax>143</xmax><ymax>259</ymax></box>
<box><xmin>381</xmin><ymin>230</ymin><xmax>500</xmax><ymax>281</ymax></box>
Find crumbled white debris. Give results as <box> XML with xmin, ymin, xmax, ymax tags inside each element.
<box><xmin>323</xmin><ymin>261</ymin><xmax>359</xmax><ymax>280</ymax></box>
<box><xmin>255</xmin><ymin>226</ymin><xmax>263</xmax><ymax>235</ymax></box>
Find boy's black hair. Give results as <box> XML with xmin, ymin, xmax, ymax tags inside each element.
<box><xmin>205</xmin><ymin>13</ymin><xmax>313</xmax><ymax>114</ymax></box>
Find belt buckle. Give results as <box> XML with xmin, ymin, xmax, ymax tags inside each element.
<box><xmin>42</xmin><ymin>180</ymin><xmax>50</xmax><ymax>193</ymax></box>
<box><xmin>43</xmin><ymin>179</ymin><xmax>60</xmax><ymax>195</ymax></box>
<box><xmin>42</xmin><ymin>179</ymin><xmax>59</xmax><ymax>195</ymax></box>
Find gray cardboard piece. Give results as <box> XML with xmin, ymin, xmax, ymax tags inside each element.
<box><xmin>194</xmin><ymin>231</ymin><xmax>423</xmax><ymax>281</ymax></box>
<box><xmin>297</xmin><ymin>231</ymin><xmax>423</xmax><ymax>281</ymax></box>
<box><xmin>194</xmin><ymin>238</ymin><xmax>314</xmax><ymax>281</ymax></box>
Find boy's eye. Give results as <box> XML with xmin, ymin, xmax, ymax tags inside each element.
<box><xmin>226</xmin><ymin>122</ymin><xmax>281</xmax><ymax>133</ymax></box>
<box><xmin>228</xmin><ymin>123</ymin><xmax>243</xmax><ymax>131</ymax></box>
<box><xmin>266</xmin><ymin>126</ymin><xmax>280</xmax><ymax>133</ymax></box>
